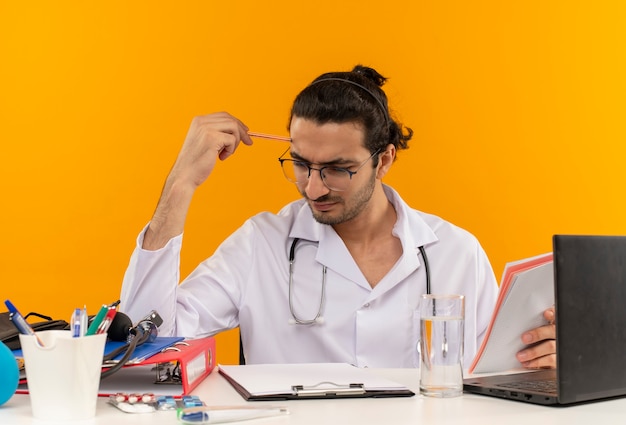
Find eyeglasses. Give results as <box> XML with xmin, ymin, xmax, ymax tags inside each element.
<box><xmin>278</xmin><ymin>149</ymin><xmax>380</xmax><ymax>192</ymax></box>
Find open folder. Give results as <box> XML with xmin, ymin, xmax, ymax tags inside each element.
<box><xmin>218</xmin><ymin>363</ymin><xmax>415</xmax><ymax>400</ymax></box>
<box><xmin>469</xmin><ymin>252</ymin><xmax>554</xmax><ymax>374</ymax></box>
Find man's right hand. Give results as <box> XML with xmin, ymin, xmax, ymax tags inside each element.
<box><xmin>169</xmin><ymin>112</ymin><xmax>253</xmax><ymax>190</ymax></box>
<box><xmin>143</xmin><ymin>112</ymin><xmax>253</xmax><ymax>250</ymax></box>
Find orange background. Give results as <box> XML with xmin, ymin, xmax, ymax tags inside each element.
<box><xmin>2</xmin><ymin>2</ymin><xmax>625</xmax><ymax>365</ymax></box>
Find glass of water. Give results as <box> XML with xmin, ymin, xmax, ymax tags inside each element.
<box><xmin>419</xmin><ymin>294</ymin><xmax>465</xmax><ymax>397</ymax></box>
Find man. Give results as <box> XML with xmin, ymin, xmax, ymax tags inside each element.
<box><xmin>120</xmin><ymin>65</ymin><xmax>555</xmax><ymax>368</ymax></box>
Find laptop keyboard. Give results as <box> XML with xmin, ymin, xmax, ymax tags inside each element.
<box><xmin>498</xmin><ymin>379</ymin><xmax>557</xmax><ymax>393</ymax></box>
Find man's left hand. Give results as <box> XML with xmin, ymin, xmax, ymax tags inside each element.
<box><xmin>516</xmin><ymin>307</ymin><xmax>556</xmax><ymax>369</ymax></box>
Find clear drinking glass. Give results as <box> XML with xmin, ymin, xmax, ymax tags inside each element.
<box><xmin>419</xmin><ymin>294</ymin><xmax>465</xmax><ymax>397</ymax></box>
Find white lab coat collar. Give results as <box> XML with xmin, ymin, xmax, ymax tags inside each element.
<box><xmin>384</xmin><ymin>185</ymin><xmax>439</xmax><ymax>252</ymax></box>
<box><xmin>286</xmin><ymin>185</ymin><xmax>440</xmax><ymax>291</ymax></box>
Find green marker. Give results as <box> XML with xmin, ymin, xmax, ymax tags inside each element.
<box><xmin>85</xmin><ymin>305</ymin><xmax>109</xmax><ymax>336</ymax></box>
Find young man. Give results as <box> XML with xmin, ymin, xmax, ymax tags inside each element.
<box><xmin>120</xmin><ymin>65</ymin><xmax>555</xmax><ymax>368</ymax></box>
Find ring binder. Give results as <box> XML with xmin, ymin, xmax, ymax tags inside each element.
<box><xmin>292</xmin><ymin>382</ymin><xmax>365</xmax><ymax>397</ymax></box>
<box><xmin>97</xmin><ymin>337</ymin><xmax>216</xmax><ymax>397</ymax></box>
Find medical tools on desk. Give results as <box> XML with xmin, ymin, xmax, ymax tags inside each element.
<box><xmin>109</xmin><ymin>392</ymin><xmax>289</xmax><ymax>424</ymax></box>
<box><xmin>177</xmin><ymin>405</ymin><xmax>289</xmax><ymax>424</ymax></box>
<box><xmin>109</xmin><ymin>393</ymin><xmax>203</xmax><ymax>413</ymax></box>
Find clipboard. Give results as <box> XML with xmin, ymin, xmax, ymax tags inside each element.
<box><xmin>218</xmin><ymin>363</ymin><xmax>415</xmax><ymax>400</ymax></box>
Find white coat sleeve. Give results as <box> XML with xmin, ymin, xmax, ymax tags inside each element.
<box><xmin>119</xmin><ymin>224</ymin><xmax>182</xmax><ymax>336</ymax></box>
<box><xmin>474</xmin><ymin>243</ymin><xmax>499</xmax><ymax>350</ymax></box>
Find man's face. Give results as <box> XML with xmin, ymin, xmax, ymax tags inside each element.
<box><xmin>288</xmin><ymin>117</ymin><xmax>378</xmax><ymax>226</ymax></box>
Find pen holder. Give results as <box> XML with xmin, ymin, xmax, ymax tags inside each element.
<box><xmin>19</xmin><ymin>330</ymin><xmax>107</xmax><ymax>421</ymax></box>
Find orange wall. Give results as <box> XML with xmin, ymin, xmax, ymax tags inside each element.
<box><xmin>2</xmin><ymin>2</ymin><xmax>626</xmax><ymax>364</ymax></box>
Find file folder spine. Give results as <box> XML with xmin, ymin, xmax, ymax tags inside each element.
<box><xmin>179</xmin><ymin>342</ymin><xmax>214</xmax><ymax>394</ymax></box>
<box><xmin>145</xmin><ymin>336</ymin><xmax>216</xmax><ymax>396</ymax></box>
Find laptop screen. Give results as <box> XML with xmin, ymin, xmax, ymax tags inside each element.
<box><xmin>554</xmin><ymin>235</ymin><xmax>626</xmax><ymax>403</ymax></box>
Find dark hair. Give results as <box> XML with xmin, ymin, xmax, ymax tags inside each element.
<box><xmin>288</xmin><ymin>65</ymin><xmax>413</xmax><ymax>162</ymax></box>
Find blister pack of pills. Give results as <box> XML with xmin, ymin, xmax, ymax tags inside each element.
<box><xmin>108</xmin><ymin>393</ymin><xmax>204</xmax><ymax>414</ymax></box>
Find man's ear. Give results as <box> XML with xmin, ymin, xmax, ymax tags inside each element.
<box><xmin>376</xmin><ymin>144</ymin><xmax>396</xmax><ymax>179</ymax></box>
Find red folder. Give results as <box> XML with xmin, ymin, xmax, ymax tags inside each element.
<box><xmin>97</xmin><ymin>336</ymin><xmax>216</xmax><ymax>397</ymax></box>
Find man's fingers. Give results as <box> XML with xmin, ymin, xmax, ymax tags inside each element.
<box><xmin>520</xmin><ymin>354</ymin><xmax>557</xmax><ymax>369</ymax></box>
<box><xmin>522</xmin><ymin>323</ymin><xmax>556</xmax><ymax>345</ymax></box>
<box><xmin>517</xmin><ymin>338</ymin><xmax>557</xmax><ymax>369</ymax></box>
<box><xmin>544</xmin><ymin>307</ymin><xmax>555</xmax><ymax>324</ymax></box>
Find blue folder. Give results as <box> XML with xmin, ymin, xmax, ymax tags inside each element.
<box><xmin>104</xmin><ymin>336</ymin><xmax>185</xmax><ymax>363</ymax></box>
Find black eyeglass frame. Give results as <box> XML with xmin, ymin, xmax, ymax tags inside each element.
<box><xmin>278</xmin><ymin>148</ymin><xmax>381</xmax><ymax>192</ymax></box>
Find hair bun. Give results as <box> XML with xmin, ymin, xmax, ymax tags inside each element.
<box><xmin>351</xmin><ymin>65</ymin><xmax>387</xmax><ymax>87</ymax></box>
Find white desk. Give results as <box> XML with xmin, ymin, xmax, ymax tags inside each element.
<box><xmin>1</xmin><ymin>368</ymin><xmax>625</xmax><ymax>424</ymax></box>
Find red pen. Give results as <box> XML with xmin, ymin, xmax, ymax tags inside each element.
<box><xmin>96</xmin><ymin>308</ymin><xmax>117</xmax><ymax>335</ymax></box>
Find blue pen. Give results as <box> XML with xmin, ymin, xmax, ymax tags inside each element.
<box><xmin>4</xmin><ymin>299</ymin><xmax>45</xmax><ymax>346</ymax></box>
<box><xmin>71</xmin><ymin>308</ymin><xmax>82</xmax><ymax>337</ymax></box>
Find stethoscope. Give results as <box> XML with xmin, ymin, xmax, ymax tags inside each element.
<box><xmin>287</xmin><ymin>238</ymin><xmax>431</xmax><ymax>325</ymax></box>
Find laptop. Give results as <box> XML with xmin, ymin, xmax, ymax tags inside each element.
<box><xmin>463</xmin><ymin>235</ymin><xmax>626</xmax><ymax>405</ymax></box>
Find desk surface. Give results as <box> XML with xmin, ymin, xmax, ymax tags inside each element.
<box><xmin>1</xmin><ymin>368</ymin><xmax>626</xmax><ymax>424</ymax></box>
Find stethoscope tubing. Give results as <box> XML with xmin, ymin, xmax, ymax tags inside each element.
<box><xmin>288</xmin><ymin>238</ymin><xmax>431</xmax><ymax>325</ymax></box>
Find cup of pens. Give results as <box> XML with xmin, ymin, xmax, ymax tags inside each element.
<box><xmin>19</xmin><ymin>329</ymin><xmax>107</xmax><ymax>421</ymax></box>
